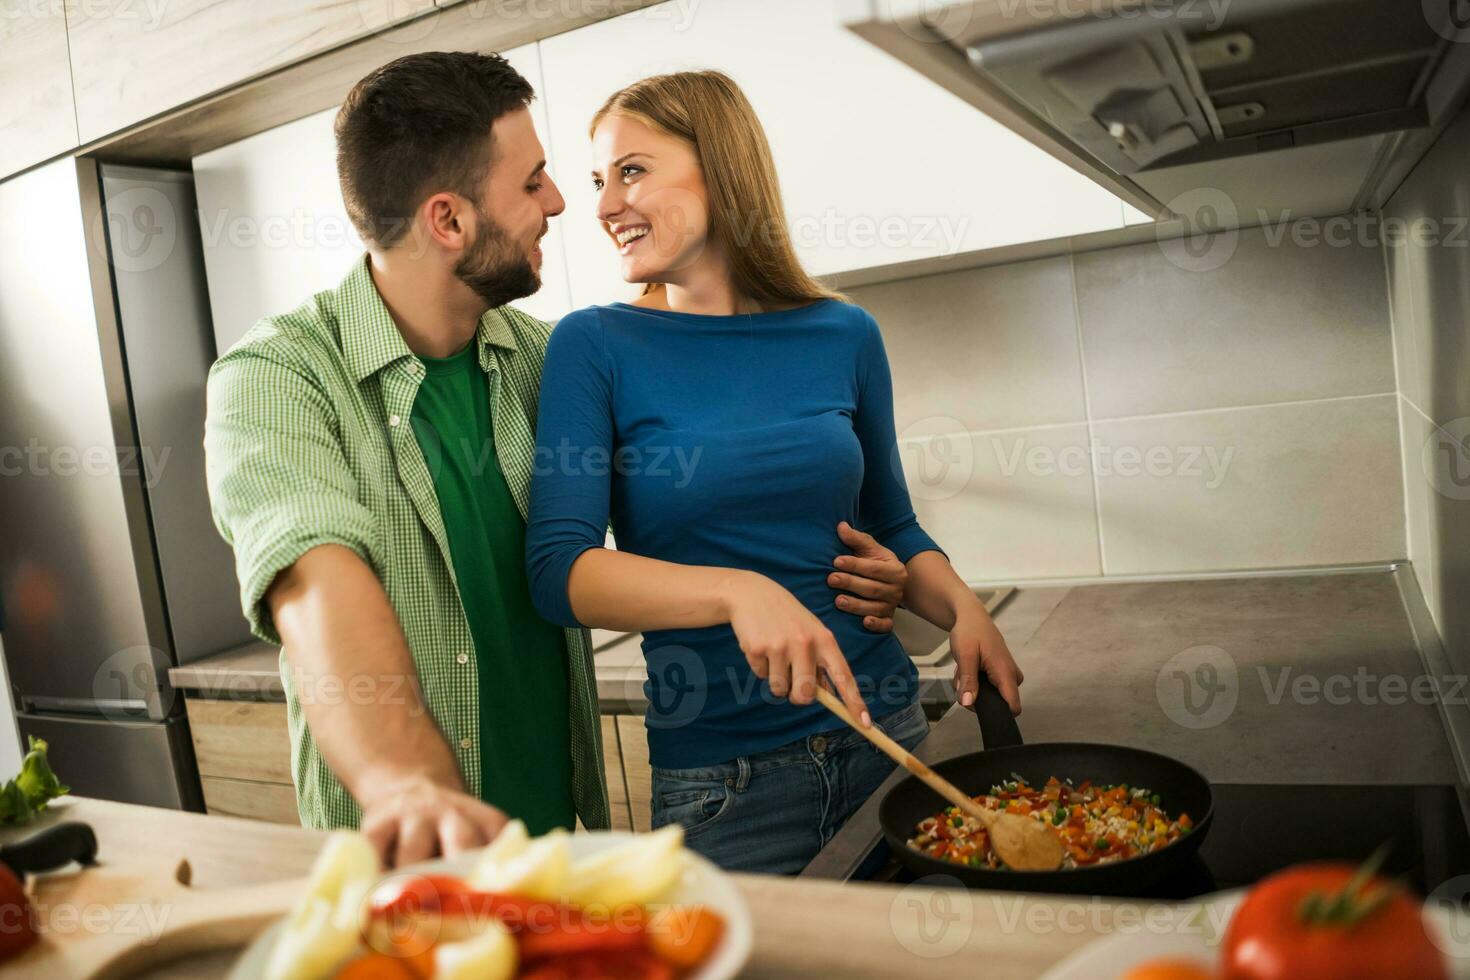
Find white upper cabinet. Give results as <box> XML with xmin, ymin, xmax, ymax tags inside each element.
<box><xmin>193</xmin><ymin>44</ymin><xmax>573</xmax><ymax>350</ymax></box>
<box><xmin>537</xmin><ymin>0</ymin><xmax>1130</xmax><ymax>308</ymax></box>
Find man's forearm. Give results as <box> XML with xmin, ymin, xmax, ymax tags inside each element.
<box><xmin>268</xmin><ymin>544</ymin><xmax>461</xmax><ymax>809</ymax></box>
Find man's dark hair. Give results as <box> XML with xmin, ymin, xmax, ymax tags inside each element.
<box><xmin>335</xmin><ymin>51</ymin><xmax>534</xmax><ymax>248</ymax></box>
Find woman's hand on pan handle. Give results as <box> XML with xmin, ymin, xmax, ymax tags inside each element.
<box><xmin>725</xmin><ymin>570</ymin><xmax>872</xmax><ymax>726</ymax></box>
<box><xmin>951</xmin><ymin>603</ymin><xmax>1024</xmax><ymax>715</ymax></box>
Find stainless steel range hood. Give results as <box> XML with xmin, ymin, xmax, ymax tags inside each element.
<box><xmin>844</xmin><ymin>0</ymin><xmax>1470</xmax><ymax>220</ymax></box>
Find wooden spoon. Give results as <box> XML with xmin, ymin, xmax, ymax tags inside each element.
<box><xmin>813</xmin><ymin>688</ymin><xmax>1065</xmax><ymax>872</ymax></box>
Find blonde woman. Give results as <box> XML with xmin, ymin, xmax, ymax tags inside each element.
<box><xmin>526</xmin><ymin>72</ymin><xmax>1023</xmax><ymax>874</ymax></box>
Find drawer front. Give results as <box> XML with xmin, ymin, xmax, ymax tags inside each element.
<box><xmin>187</xmin><ymin>698</ymin><xmax>292</xmax><ymax>784</ymax></box>
<box><xmin>601</xmin><ymin>715</ymin><xmax>632</xmax><ymax>832</ymax></box>
<box><xmin>200</xmin><ymin>775</ymin><xmax>300</xmax><ymax>825</ymax></box>
<box><xmin>615</xmin><ymin>715</ymin><xmax>652</xmax><ymax>833</ymax></box>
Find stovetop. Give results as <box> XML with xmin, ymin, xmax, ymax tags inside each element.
<box><xmin>862</xmin><ymin>783</ymin><xmax>1470</xmax><ymax>899</ymax></box>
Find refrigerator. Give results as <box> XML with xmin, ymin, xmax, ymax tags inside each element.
<box><xmin>0</xmin><ymin>159</ymin><xmax>255</xmax><ymax>809</ymax></box>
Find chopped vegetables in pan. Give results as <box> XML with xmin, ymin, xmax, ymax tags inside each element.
<box><xmin>907</xmin><ymin>776</ymin><xmax>1192</xmax><ymax>870</ymax></box>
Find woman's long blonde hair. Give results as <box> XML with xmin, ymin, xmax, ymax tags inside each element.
<box><xmin>590</xmin><ymin>70</ymin><xmax>844</xmax><ymax>307</ymax></box>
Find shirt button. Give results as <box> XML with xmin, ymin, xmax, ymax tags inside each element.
<box><xmin>388</xmin><ymin>414</ymin><xmax>401</xmax><ymax>428</ymax></box>
<box><xmin>459</xmin><ymin>737</ymin><xmax>472</xmax><ymax>750</ymax></box>
<box><xmin>456</xmin><ymin>653</ymin><xmax>469</xmax><ymax>665</ymax></box>
<box><xmin>812</xmin><ymin>735</ymin><xmax>828</xmax><ymax>754</ymax></box>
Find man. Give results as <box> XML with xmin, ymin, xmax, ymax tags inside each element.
<box><xmin>203</xmin><ymin>51</ymin><xmax>911</xmax><ymax>867</ymax></box>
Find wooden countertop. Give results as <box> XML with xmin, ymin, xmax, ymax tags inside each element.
<box><xmin>8</xmin><ymin>796</ymin><xmax>1154</xmax><ymax>979</ymax></box>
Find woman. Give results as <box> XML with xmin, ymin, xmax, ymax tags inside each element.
<box><xmin>526</xmin><ymin>71</ymin><xmax>1023</xmax><ymax>874</ymax></box>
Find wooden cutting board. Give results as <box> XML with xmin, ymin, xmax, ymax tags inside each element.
<box><xmin>11</xmin><ymin>858</ymin><xmax>301</xmax><ymax>979</ymax></box>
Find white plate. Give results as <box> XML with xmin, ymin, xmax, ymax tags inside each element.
<box><xmin>228</xmin><ymin>831</ymin><xmax>752</xmax><ymax>980</ymax></box>
<box><xmin>1040</xmin><ymin>889</ymin><xmax>1470</xmax><ymax>980</ymax></box>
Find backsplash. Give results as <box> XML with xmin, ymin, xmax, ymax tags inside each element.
<box><xmin>848</xmin><ymin>226</ymin><xmax>1405</xmax><ymax>582</ymax></box>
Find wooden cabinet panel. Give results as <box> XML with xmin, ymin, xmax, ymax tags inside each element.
<box><xmin>67</xmin><ymin>0</ymin><xmax>435</xmax><ymax>142</ymax></box>
<box><xmin>200</xmin><ymin>775</ymin><xmax>301</xmax><ymax>825</ymax></box>
<box><xmin>539</xmin><ymin>0</ymin><xmax>1128</xmax><ymax>303</ymax></box>
<box><xmin>615</xmin><ymin>714</ymin><xmax>652</xmax><ymax>832</ymax></box>
<box><xmin>186</xmin><ymin>698</ymin><xmax>293</xmax><ymax>784</ymax></box>
<box><xmin>0</xmin><ymin>6</ymin><xmax>78</xmax><ymax>177</ymax></box>
<box><xmin>601</xmin><ymin>715</ymin><xmax>633</xmax><ymax>832</ymax></box>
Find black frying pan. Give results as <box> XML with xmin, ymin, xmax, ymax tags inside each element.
<box><xmin>879</xmin><ymin>681</ymin><xmax>1214</xmax><ymax>894</ymax></box>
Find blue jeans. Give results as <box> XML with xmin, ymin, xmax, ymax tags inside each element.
<box><xmin>649</xmin><ymin>700</ymin><xmax>930</xmax><ymax>874</ymax></box>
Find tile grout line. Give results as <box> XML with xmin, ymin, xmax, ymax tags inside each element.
<box><xmin>897</xmin><ymin>391</ymin><xmax>1401</xmax><ymax>447</ymax></box>
<box><xmin>1067</xmin><ymin>252</ymin><xmax>1108</xmax><ymax>576</ymax></box>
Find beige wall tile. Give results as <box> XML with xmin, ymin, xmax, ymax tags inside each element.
<box><xmin>901</xmin><ymin>424</ymin><xmax>1102</xmax><ymax>580</ymax></box>
<box><xmin>1094</xmin><ymin>395</ymin><xmax>1405</xmax><ymax>574</ymax></box>
<box><xmin>849</xmin><ymin>256</ymin><xmax>1086</xmax><ymax>437</ymax></box>
<box><xmin>1074</xmin><ymin>227</ymin><xmax>1394</xmax><ymax>419</ymax></box>
<box><xmin>1399</xmin><ymin>398</ymin><xmax>1439</xmax><ymax>615</ymax></box>
<box><xmin>1384</xmin><ymin>104</ymin><xmax>1470</xmax><ymax>430</ymax></box>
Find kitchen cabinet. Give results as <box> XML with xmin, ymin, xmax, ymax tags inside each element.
<box><xmin>193</xmin><ymin>44</ymin><xmax>572</xmax><ymax>347</ymax></box>
<box><xmin>185</xmin><ymin>697</ymin><xmax>299</xmax><ymax>825</ymax></box>
<box><xmin>537</xmin><ymin>0</ymin><xmax>1130</xmax><ymax>307</ymax></box>
<box><xmin>66</xmin><ymin>0</ymin><xmax>435</xmax><ymax>144</ymax></box>
<box><xmin>615</xmin><ymin>715</ymin><xmax>654</xmax><ymax>832</ymax></box>
<box><xmin>0</xmin><ymin>5</ymin><xmax>78</xmax><ymax>178</ymax></box>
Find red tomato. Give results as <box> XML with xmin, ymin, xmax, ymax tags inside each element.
<box><xmin>1221</xmin><ymin>862</ymin><xmax>1446</xmax><ymax>980</ymax></box>
<box><xmin>0</xmin><ymin>863</ymin><xmax>37</xmax><ymax>962</ymax></box>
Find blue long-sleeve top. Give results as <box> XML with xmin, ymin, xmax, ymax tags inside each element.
<box><xmin>526</xmin><ymin>298</ymin><xmax>941</xmax><ymax>769</ymax></box>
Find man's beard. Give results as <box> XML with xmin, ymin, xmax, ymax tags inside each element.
<box><xmin>455</xmin><ymin>206</ymin><xmax>542</xmax><ymax>309</ymax></box>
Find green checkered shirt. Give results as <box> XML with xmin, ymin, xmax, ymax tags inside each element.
<box><xmin>203</xmin><ymin>255</ymin><xmax>609</xmax><ymax>831</ymax></box>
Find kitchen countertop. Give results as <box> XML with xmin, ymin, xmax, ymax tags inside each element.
<box><xmin>9</xmin><ymin>796</ymin><xmax>1159</xmax><ymax>979</ymax></box>
<box><xmin>807</xmin><ymin>566</ymin><xmax>1462</xmax><ymax>878</ymax></box>
<box><xmin>167</xmin><ymin>569</ymin><xmax>1459</xmax><ymax>787</ymax></box>
<box><xmin>168</xmin><ymin>639</ymin><xmax>283</xmax><ymax>700</ymax></box>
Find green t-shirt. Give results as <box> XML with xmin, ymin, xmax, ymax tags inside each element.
<box><xmin>409</xmin><ymin>341</ymin><xmax>574</xmax><ymax>834</ymax></box>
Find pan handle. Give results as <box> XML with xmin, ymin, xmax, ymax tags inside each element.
<box><xmin>974</xmin><ymin>675</ymin><xmax>1024</xmax><ymax>749</ymax></box>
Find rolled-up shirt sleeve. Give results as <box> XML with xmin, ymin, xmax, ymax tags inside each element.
<box><xmin>525</xmin><ymin>310</ymin><xmax>614</xmax><ymax>628</ymax></box>
<box><xmin>203</xmin><ymin>340</ymin><xmax>378</xmax><ymax>644</ymax></box>
<box><xmin>852</xmin><ymin>309</ymin><xmax>944</xmax><ymax>563</ymax></box>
